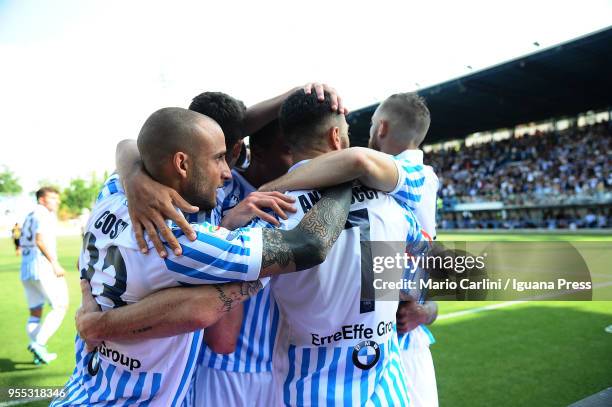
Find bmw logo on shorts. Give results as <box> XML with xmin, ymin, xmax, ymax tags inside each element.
<box><xmin>352</xmin><ymin>340</ymin><xmax>381</xmax><ymax>370</ymax></box>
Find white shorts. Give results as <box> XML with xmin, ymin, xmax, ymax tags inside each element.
<box><xmin>401</xmin><ymin>328</ymin><xmax>438</xmax><ymax>407</ymax></box>
<box><xmin>21</xmin><ymin>268</ymin><xmax>69</xmax><ymax>310</ymax></box>
<box><xmin>191</xmin><ymin>366</ymin><xmax>275</xmax><ymax>407</ymax></box>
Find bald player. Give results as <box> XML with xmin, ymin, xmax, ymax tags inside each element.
<box><xmin>53</xmin><ymin>108</ymin><xmax>352</xmax><ymax>406</ymax></box>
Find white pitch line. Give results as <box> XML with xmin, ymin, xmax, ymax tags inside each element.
<box><xmin>0</xmin><ymin>398</ymin><xmax>45</xmax><ymax>407</ymax></box>
<box><xmin>438</xmin><ymin>280</ymin><xmax>612</xmax><ymax>320</ymax></box>
<box><xmin>438</xmin><ymin>300</ymin><xmax>525</xmax><ymax>320</ymax></box>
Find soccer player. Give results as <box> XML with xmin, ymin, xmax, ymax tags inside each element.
<box><xmin>75</xmin><ymin>84</ymin><xmax>342</xmax><ymax>407</ymax></box>
<box><xmin>261</xmin><ymin>92</ymin><xmax>441</xmax><ymax>406</ymax></box>
<box><xmin>20</xmin><ymin>186</ymin><xmax>68</xmax><ymax>364</ymax></box>
<box><xmin>53</xmin><ymin>107</ymin><xmax>352</xmax><ymax>406</ymax></box>
<box><xmin>12</xmin><ymin>222</ymin><xmax>21</xmax><ymax>255</ymax></box>
<box><xmin>191</xmin><ymin>120</ymin><xmax>293</xmax><ymax>407</ymax></box>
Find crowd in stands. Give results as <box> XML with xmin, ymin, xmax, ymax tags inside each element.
<box><xmin>440</xmin><ymin>206</ymin><xmax>610</xmax><ymax>230</ymax></box>
<box><xmin>426</xmin><ymin>120</ymin><xmax>611</xmax><ymax>229</ymax></box>
<box><xmin>429</xmin><ymin>121</ymin><xmax>611</xmax><ymax>208</ymax></box>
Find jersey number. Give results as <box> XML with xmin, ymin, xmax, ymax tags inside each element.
<box><xmin>80</xmin><ymin>232</ymin><xmax>127</xmax><ymax>307</ymax></box>
<box><xmin>345</xmin><ymin>209</ymin><xmax>374</xmax><ymax>314</ymax></box>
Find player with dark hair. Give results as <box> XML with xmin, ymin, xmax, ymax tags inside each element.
<box><xmin>189</xmin><ymin>91</ymin><xmax>247</xmax><ymax>168</ymax></box>
<box><xmin>53</xmin><ymin>107</ymin><xmax>352</xmax><ymax>406</ymax></box>
<box><xmin>20</xmin><ymin>186</ymin><xmax>68</xmax><ymax>365</ymax></box>
<box><xmin>12</xmin><ymin>222</ymin><xmax>21</xmax><ymax>255</ymax></box>
<box><xmin>259</xmin><ymin>89</ymin><xmax>427</xmax><ymax>405</ymax></box>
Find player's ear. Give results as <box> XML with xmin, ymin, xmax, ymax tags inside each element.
<box><xmin>230</xmin><ymin>140</ymin><xmax>242</xmax><ymax>163</ymax></box>
<box><xmin>173</xmin><ymin>152</ymin><xmax>189</xmax><ymax>179</ymax></box>
<box><xmin>377</xmin><ymin>120</ymin><xmax>389</xmax><ymax>139</ymax></box>
<box><xmin>328</xmin><ymin>127</ymin><xmax>342</xmax><ymax>151</ymax></box>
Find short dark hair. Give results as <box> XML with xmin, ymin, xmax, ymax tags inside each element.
<box><xmin>36</xmin><ymin>186</ymin><xmax>59</xmax><ymax>200</ymax></box>
<box><xmin>189</xmin><ymin>92</ymin><xmax>246</xmax><ymax>149</ymax></box>
<box><xmin>249</xmin><ymin>119</ymin><xmax>282</xmax><ymax>151</ymax></box>
<box><xmin>378</xmin><ymin>92</ymin><xmax>431</xmax><ymax>146</ymax></box>
<box><xmin>279</xmin><ymin>89</ymin><xmax>339</xmax><ymax>152</ymax></box>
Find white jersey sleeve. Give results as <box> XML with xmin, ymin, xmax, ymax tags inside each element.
<box><xmin>390</xmin><ymin>157</ymin><xmax>426</xmax><ymax>212</ymax></box>
<box><xmin>161</xmin><ymin>224</ymin><xmax>263</xmax><ymax>285</ymax></box>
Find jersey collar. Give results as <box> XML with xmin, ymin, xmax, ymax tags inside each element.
<box><xmin>396</xmin><ymin>149</ymin><xmax>424</xmax><ymax>164</ymax></box>
<box><xmin>287</xmin><ymin>159</ymin><xmax>310</xmax><ymax>173</ymax></box>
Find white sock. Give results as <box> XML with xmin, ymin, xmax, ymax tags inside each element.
<box><xmin>35</xmin><ymin>307</ymin><xmax>66</xmax><ymax>346</ymax></box>
<box><xmin>26</xmin><ymin>316</ymin><xmax>41</xmax><ymax>342</ymax></box>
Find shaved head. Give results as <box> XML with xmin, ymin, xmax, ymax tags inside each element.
<box><xmin>370</xmin><ymin>93</ymin><xmax>431</xmax><ymax>152</ymax></box>
<box><xmin>137</xmin><ymin>107</ymin><xmax>230</xmax><ymax>210</ymax></box>
<box><xmin>138</xmin><ymin>107</ymin><xmax>221</xmax><ymax>179</ymax></box>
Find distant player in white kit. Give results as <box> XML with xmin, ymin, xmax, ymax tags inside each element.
<box><xmin>20</xmin><ymin>186</ymin><xmax>68</xmax><ymax>365</ymax></box>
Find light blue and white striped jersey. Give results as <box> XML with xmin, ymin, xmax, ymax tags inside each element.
<box><xmin>393</xmin><ymin>150</ymin><xmax>439</xmax><ymax>351</ymax></box>
<box><xmin>271</xmin><ymin>160</ymin><xmax>426</xmax><ymax>406</ymax></box>
<box><xmin>20</xmin><ymin>204</ymin><xmax>57</xmax><ymax>281</ymax></box>
<box><xmin>52</xmin><ymin>175</ymin><xmax>265</xmax><ymax>407</ymax></box>
<box><xmin>199</xmin><ymin>169</ymin><xmax>280</xmax><ymax>373</ymax></box>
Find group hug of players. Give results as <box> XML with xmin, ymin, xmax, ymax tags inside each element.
<box><xmin>52</xmin><ymin>83</ymin><xmax>442</xmax><ymax>406</ymax></box>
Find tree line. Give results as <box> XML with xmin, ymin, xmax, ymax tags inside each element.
<box><xmin>1</xmin><ymin>166</ymin><xmax>108</xmax><ymax>219</ymax></box>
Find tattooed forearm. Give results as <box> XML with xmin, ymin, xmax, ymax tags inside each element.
<box><xmin>214</xmin><ymin>280</ymin><xmax>263</xmax><ymax>313</ymax></box>
<box><xmin>239</xmin><ymin>280</ymin><xmax>264</xmax><ymax>297</ymax></box>
<box><xmin>291</xmin><ymin>183</ymin><xmax>351</xmax><ymax>269</ymax></box>
<box><xmin>262</xmin><ymin>229</ymin><xmax>295</xmax><ymax>269</ymax></box>
<box><xmin>259</xmin><ymin>183</ymin><xmax>352</xmax><ymax>276</ymax></box>
<box><xmin>132</xmin><ymin>326</ymin><xmax>153</xmax><ymax>335</ymax></box>
<box><xmin>213</xmin><ymin>284</ymin><xmax>234</xmax><ymax>313</ymax></box>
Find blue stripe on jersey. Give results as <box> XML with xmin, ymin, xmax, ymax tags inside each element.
<box><xmin>193</xmin><ymin>230</ymin><xmax>251</xmax><ymax>256</ymax></box>
<box><xmin>327</xmin><ymin>348</ymin><xmax>342</xmax><ymax>407</ymax></box>
<box><xmin>395</xmin><ymin>190</ymin><xmax>422</xmax><ymax>204</ymax></box>
<box><xmin>244</xmin><ymin>290</ymin><xmax>264</xmax><ymax>372</ymax></box>
<box><xmin>343</xmin><ymin>349</ymin><xmax>354</xmax><ymax>407</ymax></box>
<box><xmin>284</xmin><ymin>346</ymin><xmax>296</xmax><ymax>406</ymax></box>
<box><xmin>122</xmin><ymin>372</ymin><xmax>146</xmax><ymax>406</ymax></box>
<box><xmin>255</xmin><ymin>293</ymin><xmax>271</xmax><ymax>372</ymax></box>
<box><xmin>113</xmin><ymin>370</ymin><xmax>131</xmax><ymax>402</ymax></box>
<box><xmin>98</xmin><ymin>364</ymin><xmax>117</xmax><ymax>402</ymax></box>
<box><xmin>422</xmin><ymin>325</ymin><xmax>436</xmax><ymax>344</ymax></box>
<box><xmin>296</xmin><ymin>348</ymin><xmax>310</xmax><ymax>406</ymax></box>
<box><xmin>108</xmin><ymin>179</ymin><xmax>118</xmax><ymax>194</ymax></box>
<box><xmin>178</xmin><ymin>244</ymin><xmax>249</xmax><ymax>274</ymax></box>
<box><xmin>398</xmin><ymin>332</ymin><xmax>411</xmax><ymax>350</ymax></box>
<box><xmin>164</xmin><ymin>258</ymin><xmax>243</xmax><ymax>282</ymax></box>
<box><xmin>400</xmin><ymin>164</ymin><xmax>424</xmax><ymax>173</ymax></box>
<box><xmin>171</xmin><ymin>330</ymin><xmax>202</xmax><ymax>407</ymax></box>
<box><xmin>311</xmin><ymin>347</ymin><xmax>327</xmax><ymax>406</ymax></box>
<box><xmin>267</xmin><ymin>302</ymin><xmax>280</xmax><ymax>371</ymax></box>
<box><xmin>139</xmin><ymin>373</ymin><xmax>162</xmax><ymax>407</ymax></box>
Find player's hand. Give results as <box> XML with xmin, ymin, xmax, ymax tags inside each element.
<box><xmin>123</xmin><ymin>168</ymin><xmax>198</xmax><ymax>257</ymax></box>
<box><xmin>220</xmin><ymin>192</ymin><xmax>296</xmax><ymax>230</ymax></box>
<box><xmin>76</xmin><ymin>280</ymin><xmax>103</xmax><ymax>352</ymax></box>
<box><xmin>303</xmin><ymin>83</ymin><xmax>348</xmax><ymax>115</ymax></box>
<box><xmin>396</xmin><ymin>300</ymin><xmax>428</xmax><ymax>334</ymax></box>
<box><xmin>52</xmin><ymin>261</ymin><xmax>66</xmax><ymax>277</ymax></box>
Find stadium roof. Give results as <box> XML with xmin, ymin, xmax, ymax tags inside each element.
<box><xmin>347</xmin><ymin>26</ymin><xmax>612</xmax><ymax>147</ymax></box>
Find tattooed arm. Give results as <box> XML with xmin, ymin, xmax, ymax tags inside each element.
<box><xmin>258</xmin><ymin>183</ymin><xmax>352</xmax><ymax>277</ymax></box>
<box><xmin>76</xmin><ymin>184</ymin><xmax>351</xmax><ymax>343</ymax></box>
<box><xmin>77</xmin><ymin>280</ymin><xmax>262</xmax><ymax>343</ymax></box>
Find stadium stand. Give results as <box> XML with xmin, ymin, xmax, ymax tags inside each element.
<box><xmin>347</xmin><ymin>26</ymin><xmax>612</xmax><ymax>230</ymax></box>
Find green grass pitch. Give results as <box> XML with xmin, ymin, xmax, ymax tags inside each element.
<box><xmin>0</xmin><ymin>234</ymin><xmax>610</xmax><ymax>406</ymax></box>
